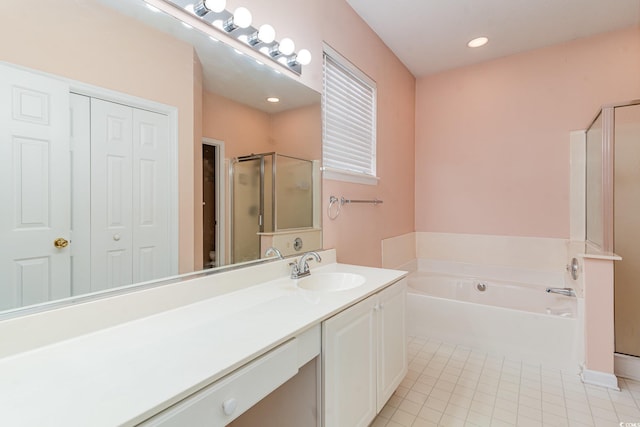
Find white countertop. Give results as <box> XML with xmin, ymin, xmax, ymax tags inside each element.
<box><xmin>0</xmin><ymin>261</ymin><xmax>406</xmax><ymax>426</ymax></box>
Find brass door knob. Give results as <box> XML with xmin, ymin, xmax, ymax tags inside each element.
<box><xmin>54</xmin><ymin>238</ymin><xmax>69</xmax><ymax>248</ymax></box>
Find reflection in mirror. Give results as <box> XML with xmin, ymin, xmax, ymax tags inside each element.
<box><xmin>230</xmin><ymin>153</ymin><xmax>315</xmax><ymax>264</ymax></box>
<box><xmin>0</xmin><ymin>0</ymin><xmax>321</xmax><ymax>315</ymax></box>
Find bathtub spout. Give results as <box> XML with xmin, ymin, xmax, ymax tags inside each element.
<box><xmin>545</xmin><ymin>287</ymin><xmax>576</xmax><ymax>297</ymax></box>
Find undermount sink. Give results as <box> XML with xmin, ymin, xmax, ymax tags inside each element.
<box><xmin>297</xmin><ymin>272</ymin><xmax>366</xmax><ymax>292</ymax></box>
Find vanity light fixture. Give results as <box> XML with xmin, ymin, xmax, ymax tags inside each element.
<box><xmin>194</xmin><ymin>0</ymin><xmax>226</xmax><ymax>16</ymax></box>
<box><xmin>268</xmin><ymin>37</ymin><xmax>295</xmax><ymax>59</ymax></box>
<box><xmin>289</xmin><ymin>49</ymin><xmax>312</xmax><ymax>66</ymax></box>
<box><xmin>223</xmin><ymin>7</ymin><xmax>252</xmax><ymax>32</ymax></box>
<box><xmin>248</xmin><ymin>24</ymin><xmax>276</xmax><ymax>46</ymax></box>
<box><xmin>172</xmin><ymin>0</ymin><xmax>311</xmax><ymax>75</ymax></box>
<box><xmin>468</xmin><ymin>36</ymin><xmax>489</xmax><ymax>48</ymax></box>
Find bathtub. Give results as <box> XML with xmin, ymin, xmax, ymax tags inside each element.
<box><xmin>406</xmin><ymin>271</ymin><xmax>582</xmax><ymax>370</ymax></box>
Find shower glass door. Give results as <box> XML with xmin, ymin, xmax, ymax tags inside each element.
<box><xmin>614</xmin><ymin>103</ymin><xmax>640</xmax><ymax>357</ymax></box>
<box><xmin>231</xmin><ymin>157</ymin><xmax>263</xmax><ymax>263</ymax></box>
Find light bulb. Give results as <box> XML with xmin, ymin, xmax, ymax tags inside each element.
<box><xmin>205</xmin><ymin>0</ymin><xmax>226</xmax><ymax>13</ymax></box>
<box><xmin>279</xmin><ymin>38</ymin><xmax>295</xmax><ymax>55</ymax></box>
<box><xmin>258</xmin><ymin>24</ymin><xmax>276</xmax><ymax>44</ymax></box>
<box><xmin>296</xmin><ymin>49</ymin><xmax>312</xmax><ymax>65</ymax></box>
<box><xmin>467</xmin><ymin>37</ymin><xmax>488</xmax><ymax>48</ymax></box>
<box><xmin>233</xmin><ymin>7</ymin><xmax>252</xmax><ymax>28</ymax></box>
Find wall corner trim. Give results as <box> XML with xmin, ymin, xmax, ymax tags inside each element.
<box><xmin>581</xmin><ymin>368</ymin><xmax>620</xmax><ymax>390</ymax></box>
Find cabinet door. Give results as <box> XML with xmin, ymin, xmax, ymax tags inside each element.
<box><xmin>376</xmin><ymin>279</ymin><xmax>407</xmax><ymax>410</ymax></box>
<box><xmin>322</xmin><ymin>294</ymin><xmax>377</xmax><ymax>427</ymax></box>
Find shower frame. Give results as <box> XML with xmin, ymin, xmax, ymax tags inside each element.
<box><xmin>229</xmin><ymin>152</ymin><xmax>314</xmax><ymax>263</ymax></box>
<box><xmin>585</xmin><ymin>99</ymin><xmax>640</xmax><ymax>252</ymax></box>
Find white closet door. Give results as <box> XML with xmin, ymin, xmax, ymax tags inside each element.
<box><xmin>69</xmin><ymin>93</ymin><xmax>91</xmax><ymax>296</ymax></box>
<box><xmin>90</xmin><ymin>98</ymin><xmax>134</xmax><ymax>291</ymax></box>
<box><xmin>0</xmin><ymin>63</ymin><xmax>71</xmax><ymax>310</ymax></box>
<box><xmin>132</xmin><ymin>108</ymin><xmax>170</xmax><ymax>283</ymax></box>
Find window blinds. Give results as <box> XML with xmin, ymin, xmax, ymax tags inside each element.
<box><xmin>322</xmin><ymin>51</ymin><xmax>376</xmax><ymax>178</ymax></box>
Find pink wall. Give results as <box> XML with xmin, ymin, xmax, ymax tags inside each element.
<box><xmin>271</xmin><ymin>104</ymin><xmax>322</xmax><ymax>161</ymax></box>
<box><xmin>202</xmin><ymin>91</ymin><xmax>272</xmax><ymax>158</ymax></box>
<box><xmin>320</xmin><ymin>0</ymin><xmax>417</xmax><ymax>267</ymax></box>
<box><xmin>415</xmin><ymin>27</ymin><xmax>640</xmax><ymax>239</ymax></box>
<box><xmin>583</xmin><ymin>258</ymin><xmax>616</xmax><ymax>373</ymax></box>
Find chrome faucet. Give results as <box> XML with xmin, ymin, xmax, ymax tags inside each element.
<box><xmin>264</xmin><ymin>246</ymin><xmax>284</xmax><ymax>260</ymax></box>
<box><xmin>290</xmin><ymin>251</ymin><xmax>322</xmax><ymax>279</ymax></box>
<box><xmin>545</xmin><ymin>287</ymin><xmax>576</xmax><ymax>297</ymax></box>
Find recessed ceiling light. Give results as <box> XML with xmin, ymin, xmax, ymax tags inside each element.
<box><xmin>267</xmin><ymin>97</ymin><xmax>280</xmax><ymax>103</ymax></box>
<box><xmin>467</xmin><ymin>37</ymin><xmax>489</xmax><ymax>48</ymax></box>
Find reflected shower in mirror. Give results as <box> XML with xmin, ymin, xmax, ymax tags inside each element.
<box><xmin>0</xmin><ymin>0</ymin><xmax>321</xmax><ymax>314</ymax></box>
<box><xmin>230</xmin><ymin>153</ymin><xmax>316</xmax><ymax>264</ymax></box>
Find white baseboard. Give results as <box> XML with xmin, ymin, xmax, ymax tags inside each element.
<box><xmin>581</xmin><ymin>368</ymin><xmax>620</xmax><ymax>390</ymax></box>
<box><xmin>615</xmin><ymin>353</ymin><xmax>640</xmax><ymax>382</ymax></box>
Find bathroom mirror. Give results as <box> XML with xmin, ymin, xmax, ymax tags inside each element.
<box><xmin>0</xmin><ymin>0</ymin><xmax>321</xmax><ymax>315</ymax></box>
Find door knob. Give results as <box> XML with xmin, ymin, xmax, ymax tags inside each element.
<box><xmin>54</xmin><ymin>238</ymin><xmax>69</xmax><ymax>248</ymax></box>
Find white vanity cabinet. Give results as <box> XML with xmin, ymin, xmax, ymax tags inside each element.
<box><xmin>322</xmin><ymin>279</ymin><xmax>407</xmax><ymax>427</ymax></box>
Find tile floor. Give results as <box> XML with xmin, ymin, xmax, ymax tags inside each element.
<box><xmin>372</xmin><ymin>336</ymin><xmax>640</xmax><ymax>427</ymax></box>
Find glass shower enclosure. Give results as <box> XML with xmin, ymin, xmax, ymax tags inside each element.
<box><xmin>230</xmin><ymin>153</ymin><xmax>314</xmax><ymax>263</ymax></box>
<box><xmin>585</xmin><ymin>100</ymin><xmax>640</xmax><ymax>358</ymax></box>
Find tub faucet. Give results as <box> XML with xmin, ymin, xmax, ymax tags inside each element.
<box><xmin>545</xmin><ymin>287</ymin><xmax>576</xmax><ymax>297</ymax></box>
<box><xmin>264</xmin><ymin>247</ymin><xmax>284</xmax><ymax>260</ymax></box>
<box><xmin>290</xmin><ymin>251</ymin><xmax>322</xmax><ymax>279</ymax></box>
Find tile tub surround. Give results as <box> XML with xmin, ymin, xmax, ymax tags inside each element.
<box><xmin>0</xmin><ymin>254</ymin><xmax>406</xmax><ymax>426</ymax></box>
<box><xmin>373</xmin><ymin>336</ymin><xmax>640</xmax><ymax>427</ymax></box>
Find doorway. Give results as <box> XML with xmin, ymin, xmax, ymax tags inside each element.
<box><xmin>202</xmin><ymin>139</ymin><xmax>225</xmax><ymax>268</ymax></box>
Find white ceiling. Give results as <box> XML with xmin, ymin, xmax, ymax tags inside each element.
<box><xmin>346</xmin><ymin>0</ymin><xmax>640</xmax><ymax>77</ymax></box>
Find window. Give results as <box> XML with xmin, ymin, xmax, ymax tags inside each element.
<box><xmin>322</xmin><ymin>45</ymin><xmax>377</xmax><ymax>185</ymax></box>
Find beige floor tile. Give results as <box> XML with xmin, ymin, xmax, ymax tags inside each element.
<box><xmin>390</xmin><ymin>409</ymin><xmax>417</xmax><ymax>427</ymax></box>
<box><xmin>516</xmin><ymin>415</ymin><xmax>544</xmax><ymax>427</ymax></box>
<box><xmin>491</xmin><ymin>406</ymin><xmax>517</xmax><ymax>424</ymax></box>
<box><xmin>372</xmin><ymin>337</ymin><xmax>640</xmax><ymax>427</ymax></box>
<box><xmin>518</xmin><ymin>404</ymin><xmax>543</xmax><ymax>421</ymax></box>
<box><xmin>438</xmin><ymin>414</ymin><xmax>466</xmax><ymax>427</ymax></box>
<box><xmin>405</xmin><ymin>390</ymin><xmax>429</xmax><ymax>405</ymax></box>
<box><xmin>466</xmin><ymin>410</ymin><xmax>491</xmax><ymax>427</ymax></box>
<box><xmin>411</xmin><ymin>417</ymin><xmax>438</xmax><ymax>427</ymax></box>
<box><xmin>424</xmin><ymin>397</ymin><xmax>448</xmax><ymax>412</ymax></box>
<box><xmin>398</xmin><ymin>399</ymin><xmax>423</xmax><ymax>416</ymax></box>
<box><xmin>417</xmin><ymin>406</ymin><xmax>443</xmax><ymax>423</ymax></box>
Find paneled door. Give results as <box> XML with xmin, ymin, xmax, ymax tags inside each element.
<box><xmin>0</xmin><ymin>63</ymin><xmax>71</xmax><ymax>310</ymax></box>
<box><xmin>90</xmin><ymin>98</ymin><xmax>171</xmax><ymax>291</ymax></box>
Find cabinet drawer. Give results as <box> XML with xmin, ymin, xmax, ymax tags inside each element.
<box><xmin>142</xmin><ymin>339</ymin><xmax>298</xmax><ymax>426</ymax></box>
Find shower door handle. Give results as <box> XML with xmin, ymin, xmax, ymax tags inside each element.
<box><xmin>259</xmin><ymin>214</ymin><xmax>263</xmax><ymax>227</ymax></box>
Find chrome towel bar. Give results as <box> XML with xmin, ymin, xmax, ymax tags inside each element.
<box><xmin>328</xmin><ymin>195</ymin><xmax>383</xmax><ymax>219</ymax></box>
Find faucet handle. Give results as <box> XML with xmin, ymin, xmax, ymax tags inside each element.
<box><xmin>289</xmin><ymin>262</ymin><xmax>301</xmax><ymax>279</ymax></box>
